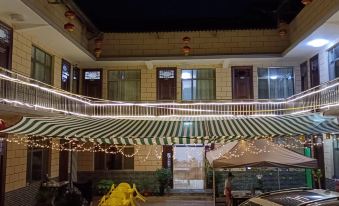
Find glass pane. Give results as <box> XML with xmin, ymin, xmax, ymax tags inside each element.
<box><xmin>122</xmin><ymin>80</ymin><xmax>140</xmax><ymax>101</ymax></box>
<box><xmin>94</xmin><ymin>152</ymin><xmax>105</xmax><ymax>170</ymax></box>
<box><xmin>124</xmin><ymin>70</ymin><xmax>140</xmax><ymax>79</ymax></box>
<box><xmin>33</xmin><ymin>63</ymin><xmax>46</xmax><ymax>82</ymax></box>
<box><xmin>258</xmin><ymin>79</ymin><xmax>269</xmax><ymax>99</ymax></box>
<box><xmin>35</xmin><ymin>48</ymin><xmax>45</xmax><ymax>63</ymax></box>
<box><xmin>194</xmin><ymin>79</ymin><xmax>215</xmax><ymax>100</ymax></box>
<box><xmin>269</xmin><ymin>68</ymin><xmax>294</xmax><ymax>99</ymax></box>
<box><xmin>334</xmin><ymin>139</ymin><xmax>339</xmax><ymax>178</ymax></box>
<box><xmin>32</xmin><ymin>151</ymin><xmax>43</xmax><ymax>181</ymax></box>
<box><xmin>159</xmin><ymin>70</ymin><xmax>175</xmax><ymax>79</ymax></box>
<box><xmin>46</xmin><ymin>55</ymin><xmax>52</xmax><ymax>67</ymax></box>
<box><xmin>335</xmin><ymin>60</ymin><xmax>339</xmax><ymax>78</ymax></box>
<box><xmin>108</xmin><ymin>71</ymin><xmax>120</xmax><ymax>81</ymax></box>
<box><xmin>182</xmin><ymin>80</ymin><xmax>192</xmax><ymax>100</ymax></box>
<box><xmin>123</xmin><ymin>148</ymin><xmax>134</xmax><ymax>170</ymax></box>
<box><xmin>258</xmin><ymin>68</ymin><xmax>268</xmax><ymax>78</ymax></box>
<box><xmin>194</xmin><ymin>69</ymin><xmax>214</xmax><ymax>79</ymax></box>
<box><xmin>106</xmin><ymin>153</ymin><xmax>123</xmax><ymax>170</ymax></box>
<box><xmin>108</xmin><ymin>81</ymin><xmax>119</xmax><ymax>100</ymax></box>
<box><xmin>173</xmin><ymin>146</ymin><xmax>205</xmax><ymax>189</ymax></box>
<box><xmin>181</xmin><ymin>70</ymin><xmax>192</xmax><ymax>80</ymax></box>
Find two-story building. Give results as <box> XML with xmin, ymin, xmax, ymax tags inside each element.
<box><xmin>0</xmin><ymin>0</ymin><xmax>339</xmax><ymax>205</ymax></box>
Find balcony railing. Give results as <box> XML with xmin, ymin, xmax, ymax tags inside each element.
<box><xmin>1</xmin><ymin>67</ymin><xmax>339</xmax><ymax>117</ymax></box>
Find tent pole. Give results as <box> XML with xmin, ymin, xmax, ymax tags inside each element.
<box><xmin>213</xmin><ymin>168</ymin><xmax>216</xmax><ymax>206</ymax></box>
<box><xmin>277</xmin><ymin>168</ymin><xmax>280</xmax><ymax>190</ymax></box>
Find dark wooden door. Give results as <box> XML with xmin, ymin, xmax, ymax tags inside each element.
<box><xmin>300</xmin><ymin>61</ymin><xmax>308</xmax><ymax>92</ymax></box>
<box><xmin>310</xmin><ymin>55</ymin><xmax>320</xmax><ymax>87</ymax></box>
<box><xmin>232</xmin><ymin>66</ymin><xmax>253</xmax><ymax>99</ymax></box>
<box><xmin>82</xmin><ymin>69</ymin><xmax>102</xmax><ymax>98</ymax></box>
<box><xmin>157</xmin><ymin>68</ymin><xmax>176</xmax><ymax>100</ymax></box>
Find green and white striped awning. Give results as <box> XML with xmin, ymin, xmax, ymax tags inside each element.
<box><xmin>2</xmin><ymin>113</ymin><xmax>339</xmax><ymax>145</ymax></box>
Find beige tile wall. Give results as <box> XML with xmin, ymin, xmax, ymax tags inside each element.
<box><xmin>134</xmin><ymin>145</ymin><xmax>162</xmax><ymax>172</ymax></box>
<box><xmin>5</xmin><ymin>140</ymin><xmax>27</xmax><ymax>192</ymax></box>
<box><xmin>99</xmin><ymin>30</ymin><xmax>289</xmax><ymax>58</ymax></box>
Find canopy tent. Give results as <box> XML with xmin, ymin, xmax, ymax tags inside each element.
<box><xmin>206</xmin><ymin>140</ymin><xmax>318</xmax><ymax>205</ymax></box>
<box><xmin>1</xmin><ymin>113</ymin><xmax>339</xmax><ymax>144</ymax></box>
<box><xmin>206</xmin><ymin>139</ymin><xmax>318</xmax><ymax>168</ymax></box>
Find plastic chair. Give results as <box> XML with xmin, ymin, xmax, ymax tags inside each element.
<box><xmin>132</xmin><ymin>184</ymin><xmax>146</xmax><ymax>202</ymax></box>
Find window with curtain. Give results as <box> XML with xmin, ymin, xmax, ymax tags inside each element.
<box><xmin>181</xmin><ymin>69</ymin><xmax>215</xmax><ymax>100</ymax></box>
<box><xmin>94</xmin><ymin>146</ymin><xmax>134</xmax><ymax>170</ymax></box>
<box><xmin>258</xmin><ymin>67</ymin><xmax>294</xmax><ymax>99</ymax></box>
<box><xmin>31</xmin><ymin>46</ymin><xmax>52</xmax><ymax>84</ymax></box>
<box><xmin>328</xmin><ymin>44</ymin><xmax>339</xmax><ymax>80</ymax></box>
<box><xmin>107</xmin><ymin>70</ymin><xmax>141</xmax><ymax>101</ymax></box>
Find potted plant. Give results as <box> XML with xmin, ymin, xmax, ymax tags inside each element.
<box><xmin>155</xmin><ymin>168</ymin><xmax>172</xmax><ymax>196</ymax></box>
<box><xmin>96</xmin><ymin>179</ymin><xmax>114</xmax><ymax>195</ymax></box>
<box><xmin>138</xmin><ymin>177</ymin><xmax>153</xmax><ymax>196</ymax></box>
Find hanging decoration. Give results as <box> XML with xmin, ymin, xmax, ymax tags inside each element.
<box><xmin>0</xmin><ymin>119</ymin><xmax>6</xmax><ymax>130</ymax></box>
<box><xmin>64</xmin><ymin>9</ymin><xmax>76</xmax><ymax>32</ymax></box>
<box><xmin>182</xmin><ymin>36</ymin><xmax>191</xmax><ymax>56</ymax></box>
<box><xmin>94</xmin><ymin>37</ymin><xmax>104</xmax><ymax>58</ymax></box>
<box><xmin>278</xmin><ymin>21</ymin><xmax>288</xmax><ymax>38</ymax></box>
<box><xmin>301</xmin><ymin>0</ymin><xmax>313</xmax><ymax>5</ymax></box>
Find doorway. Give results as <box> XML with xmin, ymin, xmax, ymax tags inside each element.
<box><xmin>173</xmin><ymin>145</ymin><xmax>205</xmax><ymax>190</ymax></box>
<box><xmin>232</xmin><ymin>66</ymin><xmax>253</xmax><ymax>99</ymax></box>
<box><xmin>300</xmin><ymin>61</ymin><xmax>309</xmax><ymax>92</ymax></box>
<box><xmin>82</xmin><ymin>69</ymin><xmax>102</xmax><ymax>98</ymax></box>
<box><xmin>310</xmin><ymin>55</ymin><xmax>320</xmax><ymax>87</ymax></box>
<box><xmin>157</xmin><ymin>68</ymin><xmax>177</xmax><ymax>101</ymax></box>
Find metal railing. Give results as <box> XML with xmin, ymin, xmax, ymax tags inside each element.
<box><xmin>0</xmin><ymin>67</ymin><xmax>338</xmax><ymax>117</ymax></box>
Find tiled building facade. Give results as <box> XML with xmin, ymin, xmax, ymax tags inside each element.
<box><xmin>0</xmin><ymin>0</ymin><xmax>338</xmax><ymax>205</ymax></box>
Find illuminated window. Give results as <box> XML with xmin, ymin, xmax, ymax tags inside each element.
<box><xmin>181</xmin><ymin>69</ymin><xmax>215</xmax><ymax>100</ymax></box>
<box><xmin>328</xmin><ymin>44</ymin><xmax>339</xmax><ymax>80</ymax></box>
<box><xmin>107</xmin><ymin>70</ymin><xmax>141</xmax><ymax>101</ymax></box>
<box><xmin>258</xmin><ymin>67</ymin><xmax>294</xmax><ymax>99</ymax></box>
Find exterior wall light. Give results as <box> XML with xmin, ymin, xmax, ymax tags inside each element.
<box><xmin>307</xmin><ymin>39</ymin><xmax>329</xmax><ymax>47</ymax></box>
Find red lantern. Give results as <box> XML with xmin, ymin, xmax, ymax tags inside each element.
<box><xmin>182</xmin><ymin>46</ymin><xmax>191</xmax><ymax>56</ymax></box>
<box><xmin>182</xmin><ymin>36</ymin><xmax>191</xmax><ymax>44</ymax></box>
<box><xmin>95</xmin><ymin>38</ymin><xmax>104</xmax><ymax>48</ymax></box>
<box><xmin>94</xmin><ymin>48</ymin><xmax>102</xmax><ymax>58</ymax></box>
<box><xmin>65</xmin><ymin>10</ymin><xmax>76</xmax><ymax>20</ymax></box>
<box><xmin>0</xmin><ymin>119</ymin><xmax>6</xmax><ymax>130</ymax></box>
<box><xmin>64</xmin><ymin>22</ymin><xmax>75</xmax><ymax>32</ymax></box>
<box><xmin>278</xmin><ymin>22</ymin><xmax>288</xmax><ymax>38</ymax></box>
<box><xmin>301</xmin><ymin>0</ymin><xmax>313</xmax><ymax>5</ymax></box>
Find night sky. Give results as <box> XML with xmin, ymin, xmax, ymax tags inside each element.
<box><xmin>74</xmin><ymin>0</ymin><xmax>304</xmax><ymax>32</ymax></box>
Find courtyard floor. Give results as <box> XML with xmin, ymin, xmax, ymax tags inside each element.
<box><xmin>141</xmin><ymin>197</ymin><xmax>213</xmax><ymax>206</ymax></box>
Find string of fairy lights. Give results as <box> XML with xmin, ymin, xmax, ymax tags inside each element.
<box><xmin>2</xmin><ymin>134</ymin><xmax>337</xmax><ymax>162</ymax></box>
<box><xmin>1</xmin><ymin>72</ymin><xmax>339</xmax><ymax>117</ymax></box>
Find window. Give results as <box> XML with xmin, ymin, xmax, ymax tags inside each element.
<box><xmin>181</xmin><ymin>69</ymin><xmax>215</xmax><ymax>100</ymax></box>
<box><xmin>72</xmin><ymin>66</ymin><xmax>80</xmax><ymax>94</ymax></box>
<box><xmin>107</xmin><ymin>70</ymin><xmax>141</xmax><ymax>101</ymax></box>
<box><xmin>61</xmin><ymin>59</ymin><xmax>71</xmax><ymax>91</ymax></box>
<box><xmin>328</xmin><ymin>44</ymin><xmax>339</xmax><ymax>80</ymax></box>
<box><xmin>258</xmin><ymin>67</ymin><xmax>294</xmax><ymax>99</ymax></box>
<box><xmin>31</xmin><ymin>46</ymin><xmax>52</xmax><ymax>84</ymax></box>
<box><xmin>95</xmin><ymin>147</ymin><xmax>134</xmax><ymax>170</ymax></box>
<box><xmin>27</xmin><ymin>143</ymin><xmax>49</xmax><ymax>182</ymax></box>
